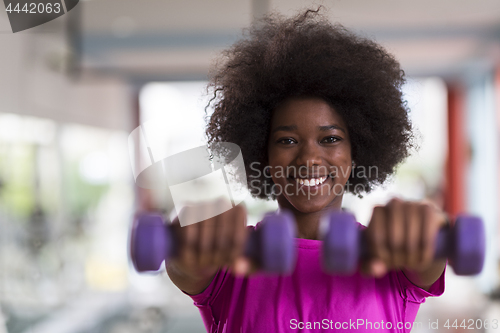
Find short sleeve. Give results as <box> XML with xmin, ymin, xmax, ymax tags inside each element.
<box><xmin>396</xmin><ymin>265</ymin><xmax>446</xmax><ymax>304</ymax></box>
<box><xmin>182</xmin><ymin>266</ymin><xmax>229</xmax><ymax>306</ymax></box>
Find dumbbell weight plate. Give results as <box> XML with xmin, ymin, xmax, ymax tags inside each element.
<box><xmin>131</xmin><ymin>214</ymin><xmax>173</xmax><ymax>272</ymax></box>
<box><xmin>259</xmin><ymin>211</ymin><xmax>297</xmax><ymax>274</ymax></box>
<box><xmin>322</xmin><ymin>212</ymin><xmax>359</xmax><ymax>274</ymax></box>
<box><xmin>451</xmin><ymin>215</ymin><xmax>485</xmax><ymax>276</ymax></box>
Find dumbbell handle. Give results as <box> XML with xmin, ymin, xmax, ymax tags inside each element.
<box><xmin>355</xmin><ymin>227</ymin><xmax>450</xmax><ymax>259</ymax></box>
<box><xmin>435</xmin><ymin>227</ymin><xmax>454</xmax><ymax>259</ymax></box>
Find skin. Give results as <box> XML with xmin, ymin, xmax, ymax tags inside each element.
<box><xmin>167</xmin><ymin>96</ymin><xmax>447</xmax><ymax>295</ymax></box>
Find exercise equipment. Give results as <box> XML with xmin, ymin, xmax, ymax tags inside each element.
<box><xmin>130</xmin><ymin>211</ymin><xmax>297</xmax><ymax>274</ymax></box>
<box><xmin>321</xmin><ymin>212</ymin><xmax>485</xmax><ymax>276</ymax></box>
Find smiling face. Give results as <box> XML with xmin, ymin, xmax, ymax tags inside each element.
<box><xmin>267</xmin><ymin>96</ymin><xmax>352</xmax><ymax>214</ymax></box>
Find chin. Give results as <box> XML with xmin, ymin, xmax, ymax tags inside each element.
<box><xmin>274</xmin><ymin>177</ymin><xmax>345</xmax><ymax>214</ymax></box>
<box><xmin>283</xmin><ymin>195</ymin><xmax>335</xmax><ymax>214</ymax></box>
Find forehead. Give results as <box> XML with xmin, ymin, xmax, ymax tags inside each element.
<box><xmin>271</xmin><ymin>96</ymin><xmax>346</xmax><ymax>127</ymax></box>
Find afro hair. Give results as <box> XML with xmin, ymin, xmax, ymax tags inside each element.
<box><xmin>206</xmin><ymin>8</ymin><xmax>414</xmax><ymax>199</ymax></box>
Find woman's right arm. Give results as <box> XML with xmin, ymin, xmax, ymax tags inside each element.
<box><xmin>166</xmin><ymin>203</ymin><xmax>250</xmax><ymax>295</ymax></box>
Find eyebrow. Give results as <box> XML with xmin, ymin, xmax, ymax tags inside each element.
<box><xmin>272</xmin><ymin>124</ymin><xmax>346</xmax><ymax>134</ymax></box>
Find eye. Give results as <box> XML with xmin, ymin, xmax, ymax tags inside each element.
<box><xmin>321</xmin><ymin>136</ymin><xmax>341</xmax><ymax>143</ymax></box>
<box><xmin>277</xmin><ymin>138</ymin><xmax>297</xmax><ymax>145</ymax></box>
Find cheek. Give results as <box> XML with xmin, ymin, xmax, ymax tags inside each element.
<box><xmin>332</xmin><ymin>147</ymin><xmax>352</xmax><ymax>177</ymax></box>
<box><xmin>267</xmin><ymin>145</ymin><xmax>276</xmax><ymax>165</ymax></box>
<box><xmin>267</xmin><ymin>150</ymin><xmax>283</xmax><ymax>181</ymax></box>
<box><xmin>341</xmin><ymin>141</ymin><xmax>352</xmax><ymax>163</ymax></box>
<box><xmin>268</xmin><ymin>146</ymin><xmax>290</xmax><ymax>167</ymax></box>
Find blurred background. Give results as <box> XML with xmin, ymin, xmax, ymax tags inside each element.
<box><xmin>0</xmin><ymin>0</ymin><xmax>499</xmax><ymax>332</ymax></box>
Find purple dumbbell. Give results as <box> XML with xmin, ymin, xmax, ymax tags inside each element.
<box><xmin>321</xmin><ymin>211</ymin><xmax>485</xmax><ymax>276</ymax></box>
<box><xmin>130</xmin><ymin>211</ymin><xmax>297</xmax><ymax>274</ymax></box>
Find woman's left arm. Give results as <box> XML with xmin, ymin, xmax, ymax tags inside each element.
<box><xmin>364</xmin><ymin>198</ymin><xmax>448</xmax><ymax>290</ymax></box>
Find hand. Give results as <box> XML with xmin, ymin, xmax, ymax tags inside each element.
<box><xmin>363</xmin><ymin>198</ymin><xmax>448</xmax><ymax>278</ymax></box>
<box><xmin>169</xmin><ymin>199</ymin><xmax>257</xmax><ymax>281</ymax></box>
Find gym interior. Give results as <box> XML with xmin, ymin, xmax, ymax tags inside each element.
<box><xmin>0</xmin><ymin>1</ymin><xmax>500</xmax><ymax>332</ymax></box>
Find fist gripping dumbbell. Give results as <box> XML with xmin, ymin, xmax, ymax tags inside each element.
<box><xmin>321</xmin><ymin>212</ymin><xmax>486</xmax><ymax>276</ymax></box>
<box><xmin>130</xmin><ymin>211</ymin><xmax>297</xmax><ymax>274</ymax></box>
<box><xmin>131</xmin><ymin>210</ymin><xmax>485</xmax><ymax>276</ymax></box>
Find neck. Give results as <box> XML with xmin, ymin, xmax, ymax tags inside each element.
<box><xmin>277</xmin><ymin>195</ymin><xmax>343</xmax><ymax>240</ymax></box>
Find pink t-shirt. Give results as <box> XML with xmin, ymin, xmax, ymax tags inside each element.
<box><xmin>186</xmin><ymin>225</ymin><xmax>445</xmax><ymax>332</ymax></box>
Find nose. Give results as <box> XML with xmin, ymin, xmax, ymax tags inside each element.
<box><xmin>295</xmin><ymin>140</ymin><xmax>322</xmax><ymax>167</ymax></box>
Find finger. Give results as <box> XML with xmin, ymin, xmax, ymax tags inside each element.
<box><xmin>232</xmin><ymin>257</ymin><xmax>258</xmax><ymax>277</ymax></box>
<box><xmin>419</xmin><ymin>204</ymin><xmax>438</xmax><ymax>270</ymax></box>
<box><xmin>387</xmin><ymin>198</ymin><xmax>405</xmax><ymax>268</ymax></box>
<box><xmin>228</xmin><ymin>205</ymin><xmax>248</xmax><ymax>270</ymax></box>
<box><xmin>198</xmin><ymin>203</ymin><xmax>218</xmax><ymax>267</ymax></box>
<box><xmin>213</xmin><ymin>205</ymin><xmax>235</xmax><ymax>266</ymax></box>
<box><xmin>405</xmin><ymin>203</ymin><xmax>420</xmax><ymax>269</ymax></box>
<box><xmin>177</xmin><ymin>207</ymin><xmax>199</xmax><ymax>271</ymax></box>
<box><xmin>360</xmin><ymin>258</ymin><xmax>387</xmax><ymax>278</ymax></box>
<box><xmin>365</xmin><ymin>206</ymin><xmax>389</xmax><ymax>276</ymax></box>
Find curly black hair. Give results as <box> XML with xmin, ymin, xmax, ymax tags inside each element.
<box><xmin>206</xmin><ymin>8</ymin><xmax>414</xmax><ymax>200</ymax></box>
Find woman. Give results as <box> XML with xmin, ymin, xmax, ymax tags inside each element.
<box><xmin>167</xmin><ymin>8</ymin><xmax>446</xmax><ymax>332</ymax></box>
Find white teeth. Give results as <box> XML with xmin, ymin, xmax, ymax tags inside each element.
<box><xmin>295</xmin><ymin>176</ymin><xmax>328</xmax><ymax>187</ymax></box>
